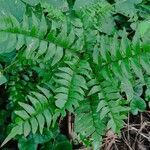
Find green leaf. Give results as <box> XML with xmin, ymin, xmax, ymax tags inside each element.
<box><xmin>121</xmin><ymin>78</ymin><xmax>134</xmax><ymax>101</ymax></box>
<box><xmin>43</xmin><ymin>109</ymin><xmax>52</xmax><ymax>128</ymax></box>
<box><xmin>1</xmin><ymin>125</ymin><xmax>22</xmax><ymax>147</ymax></box>
<box><xmin>32</xmin><ymin>92</ymin><xmax>48</xmax><ymax>106</ymax></box>
<box><xmin>24</xmin><ymin>121</ymin><xmax>31</xmax><ymax>137</ymax></box>
<box><xmin>22</xmin><ymin>0</ymin><xmax>40</xmax><ymax>6</ymax></box>
<box><xmin>27</xmin><ymin>95</ymin><xmax>42</xmax><ymax>111</ymax></box>
<box><xmin>51</xmin><ymin>47</ymin><xmax>63</xmax><ymax>66</ymax></box>
<box><xmin>100</xmin><ymin>107</ymin><xmax>109</xmax><ymax>119</ymax></box>
<box><xmin>115</xmin><ymin>0</ymin><xmax>141</xmax><ymax>18</ymax></box>
<box><xmin>43</xmin><ymin>0</ymin><xmax>69</xmax><ymax>11</ymax></box>
<box><xmin>73</xmin><ymin>0</ymin><xmax>95</xmax><ymax>10</ymax></box>
<box><xmin>97</xmin><ymin>100</ymin><xmax>106</xmax><ymax>112</ymax></box>
<box><xmin>37</xmin><ymin>86</ymin><xmax>52</xmax><ymax>98</ymax></box>
<box><xmin>35</xmin><ymin>41</ymin><xmax>48</xmax><ymax>58</ymax></box>
<box><xmin>30</xmin><ymin>117</ymin><xmax>38</xmax><ymax>134</ymax></box>
<box><xmin>55</xmin><ymin>99</ymin><xmax>66</xmax><ymax>109</ymax></box>
<box><xmin>33</xmin><ymin>129</ymin><xmax>56</xmax><ymax>144</ymax></box>
<box><xmin>0</xmin><ymin>0</ymin><xmax>25</xmax><ymax>21</ymax></box>
<box><xmin>88</xmin><ymin>85</ymin><xmax>100</xmax><ymax>96</ymax></box>
<box><xmin>44</xmin><ymin>43</ymin><xmax>56</xmax><ymax>61</ymax></box>
<box><xmin>38</xmin><ymin>15</ymin><xmax>48</xmax><ymax>37</ymax></box>
<box><xmin>130</xmin><ymin>57</ymin><xmax>144</xmax><ymax>82</ymax></box>
<box><xmin>36</xmin><ymin>114</ymin><xmax>45</xmax><ymax>134</ymax></box>
<box><xmin>18</xmin><ymin>102</ymin><xmax>36</xmax><ymax>115</ymax></box>
<box><xmin>18</xmin><ymin>137</ymin><xmax>37</xmax><ymax>150</ymax></box>
<box><xmin>15</xmin><ymin>110</ymin><xmax>30</xmax><ymax>120</ymax></box>
<box><xmin>54</xmin><ymin>141</ymin><xmax>72</xmax><ymax>150</ymax></box>
<box><xmin>138</xmin><ymin>20</ymin><xmax>150</xmax><ymax>37</ymax></box>
<box><xmin>0</xmin><ymin>73</ymin><xmax>7</xmax><ymax>85</ymax></box>
<box><xmin>130</xmin><ymin>97</ymin><xmax>146</xmax><ymax>115</ymax></box>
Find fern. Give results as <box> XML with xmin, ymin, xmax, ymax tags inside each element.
<box><xmin>1</xmin><ymin>86</ymin><xmax>53</xmax><ymax>146</ymax></box>
<box><xmin>88</xmin><ymin>77</ymin><xmax>129</xmax><ymax>133</ymax></box>
<box><xmin>41</xmin><ymin>1</ymin><xmax>66</xmax><ymax>21</ymax></box>
<box><xmin>75</xmin><ymin>97</ymin><xmax>105</xmax><ymax>150</ymax></box>
<box><xmin>54</xmin><ymin>58</ymin><xmax>91</xmax><ymax>116</ymax></box>
<box><xmin>0</xmin><ymin>0</ymin><xmax>150</xmax><ymax>149</ymax></box>
<box><xmin>0</xmin><ymin>13</ymin><xmax>83</xmax><ymax>62</ymax></box>
<box><xmin>94</xmin><ymin>31</ymin><xmax>150</xmax><ymax>100</ymax></box>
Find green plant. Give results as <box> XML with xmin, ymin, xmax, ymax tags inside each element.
<box><xmin>0</xmin><ymin>0</ymin><xmax>150</xmax><ymax>149</ymax></box>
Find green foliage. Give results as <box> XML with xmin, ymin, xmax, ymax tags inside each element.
<box><xmin>0</xmin><ymin>73</ymin><xmax>7</xmax><ymax>85</ymax></box>
<box><xmin>0</xmin><ymin>0</ymin><xmax>150</xmax><ymax>149</ymax></box>
<box><xmin>54</xmin><ymin>58</ymin><xmax>90</xmax><ymax>115</ymax></box>
<box><xmin>130</xmin><ymin>96</ymin><xmax>146</xmax><ymax>115</ymax></box>
<box><xmin>0</xmin><ymin>0</ymin><xmax>25</xmax><ymax>21</ymax></box>
<box><xmin>22</xmin><ymin>0</ymin><xmax>40</xmax><ymax>6</ymax></box>
<box><xmin>75</xmin><ymin>97</ymin><xmax>105</xmax><ymax>149</ymax></box>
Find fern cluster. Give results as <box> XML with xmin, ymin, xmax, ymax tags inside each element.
<box><xmin>0</xmin><ymin>0</ymin><xmax>150</xmax><ymax>149</ymax></box>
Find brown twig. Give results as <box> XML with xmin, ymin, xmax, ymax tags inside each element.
<box><xmin>122</xmin><ymin>132</ymin><xmax>134</xmax><ymax>150</ymax></box>
<box><xmin>68</xmin><ymin>112</ymin><xmax>73</xmax><ymax>140</ymax></box>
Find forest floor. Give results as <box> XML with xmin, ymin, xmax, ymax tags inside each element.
<box><xmin>101</xmin><ymin>112</ymin><xmax>150</xmax><ymax>150</ymax></box>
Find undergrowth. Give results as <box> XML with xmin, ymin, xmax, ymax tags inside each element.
<box><xmin>0</xmin><ymin>0</ymin><xmax>150</xmax><ymax>149</ymax></box>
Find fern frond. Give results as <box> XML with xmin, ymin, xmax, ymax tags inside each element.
<box><xmin>76</xmin><ymin>0</ymin><xmax>113</xmax><ymax>30</ymax></box>
<box><xmin>54</xmin><ymin>58</ymin><xmax>91</xmax><ymax>116</ymax></box>
<box><xmin>1</xmin><ymin>86</ymin><xmax>54</xmax><ymax>146</ymax></box>
<box><xmin>88</xmin><ymin>74</ymin><xmax>129</xmax><ymax>133</ymax></box>
<box><xmin>93</xmin><ymin>31</ymin><xmax>150</xmax><ymax>100</ymax></box>
<box><xmin>0</xmin><ymin>13</ymin><xmax>84</xmax><ymax>62</ymax></box>
<box><xmin>76</xmin><ymin>0</ymin><xmax>112</xmax><ymax>16</ymax></box>
<box><xmin>8</xmin><ymin>65</ymin><xmax>37</xmax><ymax>103</ymax></box>
<box><xmin>75</xmin><ymin>97</ymin><xmax>105</xmax><ymax>150</ymax></box>
<box><xmin>41</xmin><ymin>1</ymin><xmax>66</xmax><ymax>21</ymax></box>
